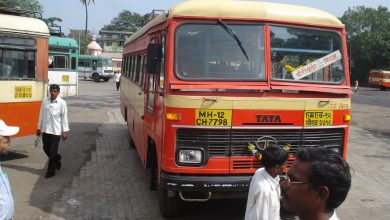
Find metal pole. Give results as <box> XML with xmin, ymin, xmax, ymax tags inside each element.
<box><xmin>78</xmin><ymin>32</ymin><xmax>81</xmax><ymax>55</ymax></box>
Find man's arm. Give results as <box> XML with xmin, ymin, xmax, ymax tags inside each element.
<box><xmin>61</xmin><ymin>100</ymin><xmax>70</xmax><ymax>141</ymax></box>
<box><xmin>36</xmin><ymin>100</ymin><xmax>44</xmax><ymax>135</ymax></box>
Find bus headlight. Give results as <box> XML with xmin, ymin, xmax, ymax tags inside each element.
<box><xmin>178</xmin><ymin>149</ymin><xmax>203</xmax><ymax>165</ymax></box>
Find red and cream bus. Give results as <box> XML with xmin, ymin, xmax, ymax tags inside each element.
<box><xmin>120</xmin><ymin>0</ymin><xmax>352</xmax><ymax>216</ymax></box>
<box><xmin>368</xmin><ymin>70</ymin><xmax>390</xmax><ymax>91</ymax></box>
<box><xmin>0</xmin><ymin>8</ymin><xmax>50</xmax><ymax>137</ymax></box>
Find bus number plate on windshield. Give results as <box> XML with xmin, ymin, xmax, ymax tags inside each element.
<box><xmin>195</xmin><ymin>109</ymin><xmax>232</xmax><ymax>127</ymax></box>
<box><xmin>304</xmin><ymin>110</ymin><xmax>333</xmax><ymax>126</ymax></box>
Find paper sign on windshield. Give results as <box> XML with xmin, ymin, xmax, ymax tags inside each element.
<box><xmin>292</xmin><ymin>50</ymin><xmax>342</xmax><ymax>80</ymax></box>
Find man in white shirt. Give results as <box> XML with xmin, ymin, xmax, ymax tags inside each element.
<box><xmin>36</xmin><ymin>84</ymin><xmax>69</xmax><ymax>178</ymax></box>
<box><xmin>0</xmin><ymin>119</ymin><xmax>19</xmax><ymax>220</ymax></box>
<box><xmin>280</xmin><ymin>147</ymin><xmax>351</xmax><ymax>220</ymax></box>
<box><xmin>114</xmin><ymin>71</ymin><xmax>121</xmax><ymax>91</ymax></box>
<box><xmin>245</xmin><ymin>146</ymin><xmax>289</xmax><ymax>220</ymax></box>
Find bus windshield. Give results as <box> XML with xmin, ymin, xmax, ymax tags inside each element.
<box><xmin>103</xmin><ymin>58</ymin><xmax>113</xmax><ymax>67</ymax></box>
<box><xmin>175</xmin><ymin>24</ymin><xmax>265</xmax><ymax>80</ymax></box>
<box><xmin>270</xmin><ymin>26</ymin><xmax>345</xmax><ymax>83</ymax></box>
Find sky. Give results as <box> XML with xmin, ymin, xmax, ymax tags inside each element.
<box><xmin>40</xmin><ymin>0</ymin><xmax>390</xmax><ymax>35</ymax></box>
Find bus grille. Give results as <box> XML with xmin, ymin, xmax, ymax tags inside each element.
<box><xmin>176</xmin><ymin>128</ymin><xmax>344</xmax><ymax>157</ymax></box>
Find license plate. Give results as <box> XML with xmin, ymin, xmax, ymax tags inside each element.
<box><xmin>195</xmin><ymin>109</ymin><xmax>232</xmax><ymax>126</ymax></box>
<box><xmin>304</xmin><ymin>110</ymin><xmax>333</xmax><ymax>126</ymax></box>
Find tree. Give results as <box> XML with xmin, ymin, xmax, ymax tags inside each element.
<box><xmin>42</xmin><ymin>17</ymin><xmax>63</xmax><ymax>35</ymax></box>
<box><xmin>101</xmin><ymin>10</ymin><xmax>143</xmax><ymax>32</ymax></box>
<box><xmin>80</xmin><ymin>0</ymin><xmax>95</xmax><ymax>37</ymax></box>
<box><xmin>68</xmin><ymin>29</ymin><xmax>93</xmax><ymax>54</ymax></box>
<box><xmin>340</xmin><ymin>6</ymin><xmax>390</xmax><ymax>83</ymax></box>
<box><xmin>0</xmin><ymin>0</ymin><xmax>42</xmax><ymax>13</ymax></box>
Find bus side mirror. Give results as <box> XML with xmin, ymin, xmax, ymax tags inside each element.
<box><xmin>146</xmin><ymin>43</ymin><xmax>162</xmax><ymax>74</ymax></box>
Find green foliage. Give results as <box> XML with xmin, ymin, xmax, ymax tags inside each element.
<box><xmin>0</xmin><ymin>0</ymin><xmax>42</xmax><ymax>12</ymax></box>
<box><xmin>101</xmin><ymin>10</ymin><xmax>143</xmax><ymax>32</ymax></box>
<box><xmin>42</xmin><ymin>17</ymin><xmax>63</xmax><ymax>34</ymax></box>
<box><xmin>340</xmin><ymin>6</ymin><xmax>390</xmax><ymax>83</ymax></box>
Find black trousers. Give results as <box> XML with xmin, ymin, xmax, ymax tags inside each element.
<box><xmin>116</xmin><ymin>81</ymin><xmax>120</xmax><ymax>91</ymax></box>
<box><xmin>42</xmin><ymin>132</ymin><xmax>61</xmax><ymax>175</ymax></box>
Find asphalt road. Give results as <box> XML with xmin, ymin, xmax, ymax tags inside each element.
<box><xmin>2</xmin><ymin>82</ymin><xmax>390</xmax><ymax>219</ymax></box>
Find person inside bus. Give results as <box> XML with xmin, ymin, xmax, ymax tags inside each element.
<box><xmin>245</xmin><ymin>146</ymin><xmax>289</xmax><ymax>220</ymax></box>
<box><xmin>0</xmin><ymin>120</ymin><xmax>20</xmax><ymax>220</ymax></box>
<box><xmin>280</xmin><ymin>147</ymin><xmax>351</xmax><ymax>220</ymax></box>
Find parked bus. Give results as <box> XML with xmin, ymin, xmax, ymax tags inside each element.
<box><xmin>368</xmin><ymin>70</ymin><xmax>390</xmax><ymax>91</ymax></box>
<box><xmin>78</xmin><ymin>55</ymin><xmax>114</xmax><ymax>82</ymax></box>
<box><xmin>0</xmin><ymin>7</ymin><xmax>50</xmax><ymax>137</ymax></box>
<box><xmin>48</xmin><ymin>35</ymin><xmax>79</xmax><ymax>96</ymax></box>
<box><xmin>120</xmin><ymin>1</ymin><xmax>352</xmax><ymax>216</ymax></box>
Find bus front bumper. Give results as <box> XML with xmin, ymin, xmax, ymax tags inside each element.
<box><xmin>160</xmin><ymin>171</ymin><xmax>252</xmax><ymax>193</ymax></box>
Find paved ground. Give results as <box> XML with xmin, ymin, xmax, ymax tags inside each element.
<box><xmin>2</xmin><ymin>84</ymin><xmax>390</xmax><ymax>219</ymax></box>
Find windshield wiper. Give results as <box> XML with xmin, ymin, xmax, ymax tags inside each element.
<box><xmin>217</xmin><ymin>19</ymin><xmax>249</xmax><ymax>61</ymax></box>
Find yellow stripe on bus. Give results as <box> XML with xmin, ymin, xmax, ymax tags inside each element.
<box><xmin>165</xmin><ymin>95</ymin><xmax>351</xmax><ymax>110</ymax></box>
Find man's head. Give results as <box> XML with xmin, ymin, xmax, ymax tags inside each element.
<box><xmin>261</xmin><ymin>146</ymin><xmax>289</xmax><ymax>175</ymax></box>
<box><xmin>281</xmin><ymin>147</ymin><xmax>351</xmax><ymax>216</ymax></box>
<box><xmin>49</xmin><ymin>84</ymin><xmax>60</xmax><ymax>100</ymax></box>
<box><xmin>0</xmin><ymin>120</ymin><xmax>20</xmax><ymax>154</ymax></box>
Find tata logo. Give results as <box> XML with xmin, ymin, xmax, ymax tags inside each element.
<box><xmin>256</xmin><ymin>114</ymin><xmax>281</xmax><ymax>123</ymax></box>
<box><xmin>255</xmin><ymin>136</ymin><xmax>278</xmax><ymax>151</ymax></box>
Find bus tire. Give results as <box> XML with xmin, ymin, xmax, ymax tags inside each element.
<box><xmin>159</xmin><ymin>184</ymin><xmax>179</xmax><ymax>217</ymax></box>
<box><xmin>147</xmin><ymin>144</ymin><xmax>158</xmax><ymax>190</ymax></box>
<box><xmin>128</xmin><ymin>136</ymin><xmax>135</xmax><ymax>149</ymax></box>
<box><xmin>380</xmin><ymin>85</ymin><xmax>386</xmax><ymax>91</ymax></box>
<box><xmin>93</xmin><ymin>74</ymin><xmax>100</xmax><ymax>82</ymax></box>
<box><xmin>127</xmin><ymin>121</ymin><xmax>135</xmax><ymax>149</ymax></box>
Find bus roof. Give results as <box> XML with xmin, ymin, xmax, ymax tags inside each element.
<box><xmin>49</xmin><ymin>36</ymin><xmax>78</xmax><ymax>49</ymax></box>
<box><xmin>0</xmin><ymin>13</ymin><xmax>49</xmax><ymax>37</ymax></box>
<box><xmin>78</xmin><ymin>54</ymin><xmax>112</xmax><ymax>60</ymax></box>
<box><xmin>126</xmin><ymin>0</ymin><xmax>343</xmax><ymax>44</ymax></box>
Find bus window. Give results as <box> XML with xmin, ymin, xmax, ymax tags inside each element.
<box><xmin>270</xmin><ymin>26</ymin><xmax>344</xmax><ymax>83</ymax></box>
<box><xmin>78</xmin><ymin>59</ymin><xmax>84</xmax><ymax>67</ymax></box>
<box><xmin>136</xmin><ymin>55</ymin><xmax>141</xmax><ymax>84</ymax></box>
<box><xmin>146</xmin><ymin>74</ymin><xmax>156</xmax><ymax>112</ymax></box>
<box><xmin>1</xmin><ymin>49</ymin><xmax>35</xmax><ymax>79</ymax></box>
<box><xmin>175</xmin><ymin>24</ymin><xmax>264</xmax><ymax>80</ymax></box>
<box><xmin>0</xmin><ymin>36</ymin><xmax>36</xmax><ymax>79</ymax></box>
<box><xmin>92</xmin><ymin>60</ymin><xmax>97</xmax><ymax>70</ymax></box>
<box><xmin>103</xmin><ymin>58</ymin><xmax>112</xmax><ymax>67</ymax></box>
<box><xmin>52</xmin><ymin>55</ymin><xmax>69</xmax><ymax>69</ymax></box>
<box><xmin>71</xmin><ymin>57</ymin><xmax>77</xmax><ymax>70</ymax></box>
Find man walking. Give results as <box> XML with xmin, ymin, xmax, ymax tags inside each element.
<box><xmin>0</xmin><ymin>120</ymin><xmax>19</xmax><ymax>220</ymax></box>
<box><xmin>114</xmin><ymin>71</ymin><xmax>121</xmax><ymax>91</ymax></box>
<box><xmin>37</xmin><ymin>84</ymin><xmax>69</xmax><ymax>178</ymax></box>
<box><xmin>280</xmin><ymin>147</ymin><xmax>351</xmax><ymax>220</ymax></box>
<box><xmin>245</xmin><ymin>146</ymin><xmax>289</xmax><ymax>220</ymax></box>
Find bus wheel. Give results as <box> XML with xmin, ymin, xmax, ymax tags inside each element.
<box><xmin>148</xmin><ymin>146</ymin><xmax>158</xmax><ymax>190</ymax></box>
<box><xmin>128</xmin><ymin>136</ymin><xmax>135</xmax><ymax>149</ymax></box>
<box><xmin>380</xmin><ymin>86</ymin><xmax>386</xmax><ymax>91</ymax></box>
<box><xmin>159</xmin><ymin>184</ymin><xmax>179</xmax><ymax>217</ymax></box>
<box><xmin>93</xmin><ymin>74</ymin><xmax>100</xmax><ymax>82</ymax></box>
